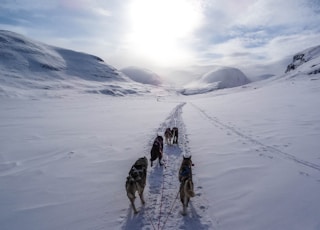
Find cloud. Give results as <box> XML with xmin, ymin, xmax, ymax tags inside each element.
<box><xmin>238</xmin><ymin>0</ymin><xmax>320</xmax><ymax>29</ymax></box>
<box><xmin>0</xmin><ymin>0</ymin><xmax>320</xmax><ymax>80</ymax></box>
<box><xmin>0</xmin><ymin>0</ymin><xmax>127</xmax><ymax>56</ymax></box>
<box><xmin>191</xmin><ymin>0</ymin><xmax>320</xmax><ymax>75</ymax></box>
<box><xmin>195</xmin><ymin>0</ymin><xmax>320</xmax><ymax>47</ymax></box>
<box><xmin>0</xmin><ymin>0</ymin><xmax>57</xmax><ymax>11</ymax></box>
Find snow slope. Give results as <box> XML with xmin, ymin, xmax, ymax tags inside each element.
<box><xmin>0</xmin><ymin>30</ymin><xmax>167</xmax><ymax>98</ymax></box>
<box><xmin>181</xmin><ymin>67</ymin><xmax>250</xmax><ymax>95</ymax></box>
<box><xmin>1</xmin><ymin>31</ymin><xmax>320</xmax><ymax>230</ymax></box>
<box><xmin>285</xmin><ymin>45</ymin><xmax>320</xmax><ymax>75</ymax></box>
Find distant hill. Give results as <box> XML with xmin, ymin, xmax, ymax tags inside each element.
<box><xmin>120</xmin><ymin>66</ymin><xmax>162</xmax><ymax>86</ymax></box>
<box><xmin>180</xmin><ymin>67</ymin><xmax>250</xmax><ymax>95</ymax></box>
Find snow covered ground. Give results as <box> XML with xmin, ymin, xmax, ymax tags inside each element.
<box><xmin>1</xmin><ymin>30</ymin><xmax>320</xmax><ymax>229</ymax></box>
<box><xmin>1</xmin><ymin>74</ymin><xmax>320</xmax><ymax>230</ymax></box>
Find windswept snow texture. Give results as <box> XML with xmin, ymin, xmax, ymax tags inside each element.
<box><xmin>181</xmin><ymin>67</ymin><xmax>250</xmax><ymax>95</ymax></box>
<box><xmin>1</xmin><ymin>31</ymin><xmax>320</xmax><ymax>230</ymax></box>
<box><xmin>121</xmin><ymin>66</ymin><xmax>163</xmax><ymax>86</ymax></box>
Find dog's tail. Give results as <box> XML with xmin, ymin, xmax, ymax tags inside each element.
<box><xmin>188</xmin><ymin>190</ymin><xmax>195</xmax><ymax>197</ymax></box>
<box><xmin>185</xmin><ymin>179</ymin><xmax>195</xmax><ymax>197</ymax></box>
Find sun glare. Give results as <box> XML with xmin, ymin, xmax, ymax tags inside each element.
<box><xmin>126</xmin><ymin>0</ymin><xmax>202</xmax><ymax>67</ymax></box>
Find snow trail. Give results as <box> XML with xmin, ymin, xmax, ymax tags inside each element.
<box><xmin>121</xmin><ymin>102</ymin><xmax>215</xmax><ymax>230</ymax></box>
<box><xmin>190</xmin><ymin>102</ymin><xmax>320</xmax><ymax>174</ymax></box>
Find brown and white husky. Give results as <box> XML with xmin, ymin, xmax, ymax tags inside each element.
<box><xmin>179</xmin><ymin>155</ymin><xmax>195</xmax><ymax>215</ymax></box>
<box><xmin>164</xmin><ymin>128</ymin><xmax>173</xmax><ymax>145</ymax></box>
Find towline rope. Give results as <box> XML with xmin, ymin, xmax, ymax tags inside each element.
<box><xmin>160</xmin><ymin>188</ymin><xmax>180</xmax><ymax>230</ymax></box>
<box><xmin>143</xmin><ymin>157</ymin><xmax>181</xmax><ymax>230</ymax></box>
<box><xmin>157</xmin><ymin>167</ymin><xmax>166</xmax><ymax>229</ymax></box>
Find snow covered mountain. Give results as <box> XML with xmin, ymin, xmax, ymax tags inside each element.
<box><xmin>1</xmin><ymin>30</ymin><xmax>320</xmax><ymax>99</ymax></box>
<box><xmin>285</xmin><ymin>44</ymin><xmax>320</xmax><ymax>75</ymax></box>
<box><xmin>0</xmin><ymin>30</ymin><xmax>166</xmax><ymax>98</ymax></box>
<box><xmin>180</xmin><ymin>67</ymin><xmax>250</xmax><ymax>95</ymax></box>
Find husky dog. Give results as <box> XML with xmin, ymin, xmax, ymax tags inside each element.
<box><xmin>125</xmin><ymin>157</ymin><xmax>148</xmax><ymax>214</ymax></box>
<box><xmin>179</xmin><ymin>155</ymin><xmax>195</xmax><ymax>215</ymax></box>
<box><xmin>164</xmin><ymin>128</ymin><xmax>173</xmax><ymax>145</ymax></box>
<box><xmin>172</xmin><ymin>127</ymin><xmax>178</xmax><ymax>144</ymax></box>
<box><xmin>150</xmin><ymin>135</ymin><xmax>164</xmax><ymax>167</ymax></box>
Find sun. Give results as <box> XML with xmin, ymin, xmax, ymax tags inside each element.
<box><xmin>125</xmin><ymin>0</ymin><xmax>203</xmax><ymax>67</ymax></box>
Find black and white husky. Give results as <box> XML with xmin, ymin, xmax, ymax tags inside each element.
<box><xmin>125</xmin><ymin>157</ymin><xmax>148</xmax><ymax>214</ymax></box>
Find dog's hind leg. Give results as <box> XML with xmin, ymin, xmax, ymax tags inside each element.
<box><xmin>182</xmin><ymin>195</ymin><xmax>187</xmax><ymax>216</ymax></box>
<box><xmin>137</xmin><ymin>184</ymin><xmax>145</xmax><ymax>205</ymax></box>
<box><xmin>158</xmin><ymin>157</ymin><xmax>164</xmax><ymax>166</ymax></box>
<box><xmin>180</xmin><ymin>184</ymin><xmax>187</xmax><ymax>215</ymax></box>
<box><xmin>181</xmin><ymin>181</ymin><xmax>192</xmax><ymax>215</ymax></box>
<box><xmin>158</xmin><ymin>151</ymin><xmax>164</xmax><ymax>166</ymax></box>
<box><xmin>139</xmin><ymin>191</ymin><xmax>145</xmax><ymax>205</ymax></box>
<box><xmin>130</xmin><ymin>198</ymin><xmax>138</xmax><ymax>214</ymax></box>
<box><xmin>127</xmin><ymin>193</ymin><xmax>138</xmax><ymax>214</ymax></box>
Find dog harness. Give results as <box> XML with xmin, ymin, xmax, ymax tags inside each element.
<box><xmin>179</xmin><ymin>165</ymin><xmax>191</xmax><ymax>182</ymax></box>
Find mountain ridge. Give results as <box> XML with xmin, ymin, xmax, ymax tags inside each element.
<box><xmin>1</xmin><ymin>30</ymin><xmax>320</xmax><ymax>98</ymax></box>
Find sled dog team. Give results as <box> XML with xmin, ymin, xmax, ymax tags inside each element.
<box><xmin>125</xmin><ymin>127</ymin><xmax>195</xmax><ymax>215</ymax></box>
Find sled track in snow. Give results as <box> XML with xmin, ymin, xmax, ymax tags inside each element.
<box><xmin>190</xmin><ymin>103</ymin><xmax>320</xmax><ymax>173</ymax></box>
<box><xmin>121</xmin><ymin>102</ymin><xmax>215</xmax><ymax>230</ymax></box>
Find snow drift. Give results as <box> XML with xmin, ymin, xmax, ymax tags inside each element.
<box><xmin>180</xmin><ymin>67</ymin><xmax>250</xmax><ymax>95</ymax></box>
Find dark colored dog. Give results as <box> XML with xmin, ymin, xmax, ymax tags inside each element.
<box><xmin>172</xmin><ymin>127</ymin><xmax>178</xmax><ymax>144</ymax></box>
<box><xmin>150</xmin><ymin>135</ymin><xmax>163</xmax><ymax>167</ymax></box>
<box><xmin>178</xmin><ymin>155</ymin><xmax>195</xmax><ymax>215</ymax></box>
<box><xmin>125</xmin><ymin>157</ymin><xmax>148</xmax><ymax>214</ymax></box>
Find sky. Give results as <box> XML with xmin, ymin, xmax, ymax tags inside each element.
<box><xmin>1</xmin><ymin>0</ymin><xmax>320</xmax><ymax>78</ymax></box>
